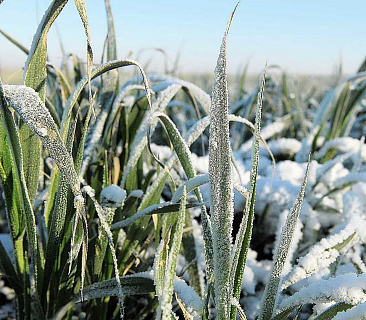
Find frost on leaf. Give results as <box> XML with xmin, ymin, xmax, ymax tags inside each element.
<box><xmin>3</xmin><ymin>84</ymin><xmax>81</xmax><ymax>196</ymax></box>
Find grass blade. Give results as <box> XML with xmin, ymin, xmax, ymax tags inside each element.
<box><xmin>0</xmin><ymin>28</ymin><xmax>29</xmax><ymax>55</ymax></box>
<box><xmin>0</xmin><ymin>80</ymin><xmax>41</xmax><ymax>317</ymax></box>
<box><xmin>22</xmin><ymin>0</ymin><xmax>68</xmax><ymax>204</ymax></box>
<box><xmin>104</xmin><ymin>0</ymin><xmax>117</xmax><ymax>61</ymax></box>
<box><xmin>157</xmin><ymin>187</ymin><xmax>186</xmax><ymax>320</ymax></box>
<box><xmin>209</xmin><ymin>5</ymin><xmax>239</xmax><ymax>318</ymax></box>
<box><xmin>229</xmin><ymin>65</ymin><xmax>266</xmax><ymax>319</ymax></box>
<box><xmin>258</xmin><ymin>157</ymin><xmax>310</xmax><ymax>320</ymax></box>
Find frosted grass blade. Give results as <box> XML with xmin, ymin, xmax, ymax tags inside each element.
<box><xmin>61</xmin><ymin>59</ymin><xmax>152</xmax><ymax>141</ymax></box>
<box><xmin>121</xmin><ymin>84</ymin><xmax>181</xmax><ymax>188</ymax></box>
<box><xmin>209</xmin><ymin>5</ymin><xmax>239</xmax><ymax>318</ymax></box>
<box><xmin>74</xmin><ymin>0</ymin><xmax>94</xmax><ymax>116</ymax></box>
<box><xmin>282</xmin><ymin>218</ymin><xmax>361</xmax><ymax>289</ymax></box>
<box><xmin>258</xmin><ymin>157</ymin><xmax>310</xmax><ymax>320</ymax></box>
<box><xmin>0</xmin><ymin>81</ymin><xmax>41</xmax><ymax>316</ymax></box>
<box><xmin>111</xmin><ymin>202</ymin><xmax>202</xmax><ymax>230</ymax></box>
<box><xmin>82</xmin><ymin>186</ymin><xmax>124</xmax><ymax>318</ymax></box>
<box><xmin>229</xmin><ymin>66</ymin><xmax>266</xmax><ymax>320</ymax></box>
<box><xmin>104</xmin><ymin>0</ymin><xmax>117</xmax><ymax>61</ymax></box>
<box><xmin>2</xmin><ymin>84</ymin><xmax>89</xmax><ymax>300</ymax></box>
<box><xmin>22</xmin><ymin>0</ymin><xmax>68</xmax><ymax>204</ymax></box>
<box><xmin>149</xmin><ymin>111</ymin><xmax>214</xmax><ymax>281</ymax></box>
<box><xmin>157</xmin><ymin>187</ymin><xmax>186</xmax><ymax>320</ymax></box>
<box><xmin>171</xmin><ymin>174</ymin><xmax>209</xmax><ymax>203</ymax></box>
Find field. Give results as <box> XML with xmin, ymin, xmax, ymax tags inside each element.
<box><xmin>1</xmin><ymin>1</ymin><xmax>366</xmax><ymax>320</ymax></box>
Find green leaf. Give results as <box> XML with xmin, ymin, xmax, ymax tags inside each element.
<box><xmin>229</xmin><ymin>65</ymin><xmax>266</xmax><ymax>320</ymax></box>
<box><xmin>104</xmin><ymin>0</ymin><xmax>117</xmax><ymax>61</ymax></box>
<box><xmin>0</xmin><ymin>239</ymin><xmax>22</xmax><ymax>294</ymax></box>
<box><xmin>0</xmin><ymin>80</ymin><xmax>41</xmax><ymax>316</ymax></box>
<box><xmin>157</xmin><ymin>186</ymin><xmax>187</xmax><ymax>320</ymax></box>
<box><xmin>0</xmin><ymin>28</ymin><xmax>29</xmax><ymax>55</ymax></box>
<box><xmin>313</xmin><ymin>302</ymin><xmax>353</xmax><ymax>320</ymax></box>
<box><xmin>22</xmin><ymin>0</ymin><xmax>68</xmax><ymax>204</ymax></box>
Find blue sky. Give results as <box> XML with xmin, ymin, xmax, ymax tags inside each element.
<box><xmin>0</xmin><ymin>0</ymin><xmax>365</xmax><ymax>75</ymax></box>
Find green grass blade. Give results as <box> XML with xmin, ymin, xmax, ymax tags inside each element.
<box><xmin>0</xmin><ymin>239</ymin><xmax>22</xmax><ymax>294</ymax></box>
<box><xmin>154</xmin><ymin>228</ymin><xmax>171</xmax><ymax>298</ymax></box>
<box><xmin>83</xmin><ymin>186</ymin><xmax>124</xmax><ymax>318</ymax></box>
<box><xmin>149</xmin><ymin>111</ymin><xmax>214</xmax><ymax>281</ymax></box>
<box><xmin>22</xmin><ymin>0</ymin><xmax>68</xmax><ymax>204</ymax></box>
<box><xmin>0</xmin><ymin>127</ymin><xmax>25</xmax><ymax>278</ymax></box>
<box><xmin>313</xmin><ymin>302</ymin><xmax>353</xmax><ymax>320</ymax></box>
<box><xmin>61</xmin><ymin>59</ymin><xmax>152</xmax><ymax>141</ymax></box>
<box><xmin>157</xmin><ymin>187</ymin><xmax>186</xmax><ymax>320</ymax></box>
<box><xmin>258</xmin><ymin>158</ymin><xmax>310</xmax><ymax>320</ymax></box>
<box><xmin>121</xmin><ymin>84</ymin><xmax>181</xmax><ymax>188</ymax></box>
<box><xmin>209</xmin><ymin>5</ymin><xmax>238</xmax><ymax>318</ymax></box>
<box><xmin>74</xmin><ymin>0</ymin><xmax>94</xmax><ymax>121</ymax></box>
<box><xmin>0</xmin><ymin>28</ymin><xmax>29</xmax><ymax>55</ymax></box>
<box><xmin>0</xmin><ymin>80</ymin><xmax>41</xmax><ymax>316</ymax></box>
<box><xmin>53</xmin><ymin>273</ymin><xmax>155</xmax><ymax>320</ymax></box>
<box><xmin>104</xmin><ymin>0</ymin><xmax>117</xmax><ymax>61</ymax></box>
<box><xmin>229</xmin><ymin>66</ymin><xmax>266</xmax><ymax>320</ymax></box>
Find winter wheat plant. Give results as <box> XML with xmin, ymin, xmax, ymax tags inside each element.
<box><xmin>1</xmin><ymin>1</ymin><xmax>366</xmax><ymax>320</ymax></box>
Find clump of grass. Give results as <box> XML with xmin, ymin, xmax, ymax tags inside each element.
<box><xmin>1</xmin><ymin>1</ymin><xmax>366</xmax><ymax>320</ymax></box>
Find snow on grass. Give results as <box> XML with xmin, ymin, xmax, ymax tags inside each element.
<box><xmin>279</xmin><ymin>273</ymin><xmax>366</xmax><ymax>312</ymax></box>
<box><xmin>100</xmin><ymin>185</ymin><xmax>126</xmax><ymax>208</ymax></box>
<box><xmin>283</xmin><ymin>214</ymin><xmax>366</xmax><ymax>289</ymax></box>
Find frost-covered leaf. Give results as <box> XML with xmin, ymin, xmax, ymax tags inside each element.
<box><xmin>0</xmin><ymin>81</ymin><xmax>40</xmax><ymax>300</ymax></box>
<box><xmin>229</xmin><ymin>66</ymin><xmax>266</xmax><ymax>320</ymax></box>
<box><xmin>22</xmin><ymin>0</ymin><xmax>68</xmax><ymax>203</ymax></box>
<box><xmin>313</xmin><ymin>302</ymin><xmax>353</xmax><ymax>320</ymax></box>
<box><xmin>111</xmin><ymin>201</ymin><xmax>202</xmax><ymax>230</ymax></box>
<box><xmin>209</xmin><ymin>5</ymin><xmax>239</xmax><ymax>318</ymax></box>
<box><xmin>157</xmin><ymin>186</ymin><xmax>186</xmax><ymax>320</ymax></box>
<box><xmin>76</xmin><ymin>272</ymin><xmax>156</xmax><ymax>301</ymax></box>
<box><xmin>258</xmin><ymin>158</ymin><xmax>310</xmax><ymax>320</ymax></box>
<box><xmin>171</xmin><ymin>174</ymin><xmax>210</xmax><ymax>203</ymax></box>
<box><xmin>121</xmin><ymin>83</ymin><xmax>181</xmax><ymax>187</ymax></box>
<box><xmin>61</xmin><ymin>59</ymin><xmax>151</xmax><ymax>143</ymax></box>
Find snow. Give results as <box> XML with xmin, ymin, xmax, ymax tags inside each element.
<box><xmin>100</xmin><ymin>185</ymin><xmax>126</xmax><ymax>208</ymax></box>
<box><xmin>260</xmin><ymin>138</ymin><xmax>301</xmax><ymax>158</ymax></box>
<box><xmin>279</xmin><ymin>273</ymin><xmax>366</xmax><ymax>312</ymax></box>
